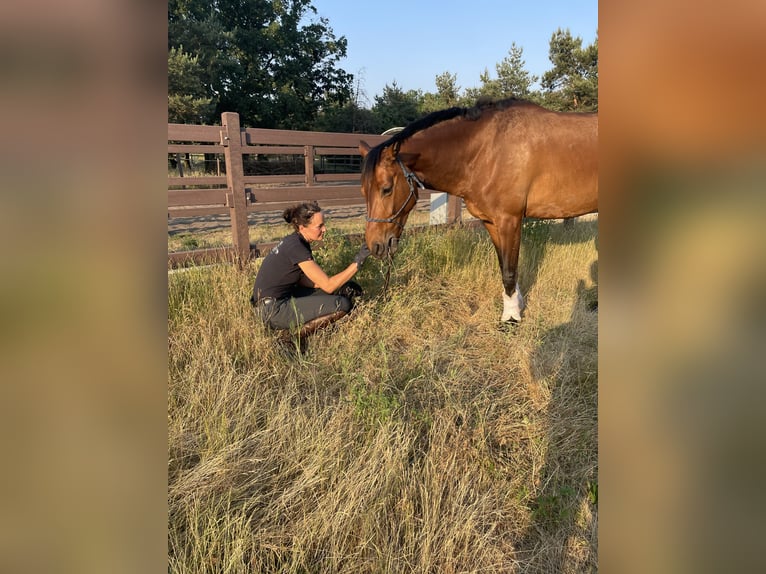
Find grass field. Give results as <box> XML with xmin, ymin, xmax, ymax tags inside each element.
<box><xmin>168</xmin><ymin>218</ymin><xmax>598</xmax><ymax>573</ymax></box>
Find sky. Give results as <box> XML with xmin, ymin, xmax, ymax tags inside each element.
<box><xmin>307</xmin><ymin>0</ymin><xmax>598</xmax><ymax>105</ymax></box>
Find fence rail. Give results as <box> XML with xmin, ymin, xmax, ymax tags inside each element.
<box><xmin>168</xmin><ymin>112</ymin><xmax>462</xmax><ymax>268</ymax></box>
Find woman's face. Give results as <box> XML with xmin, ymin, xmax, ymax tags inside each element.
<box><xmin>299</xmin><ymin>212</ymin><xmax>326</xmax><ymax>243</ymax></box>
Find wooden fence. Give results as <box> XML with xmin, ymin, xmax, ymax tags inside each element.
<box><xmin>168</xmin><ymin>112</ymin><xmax>462</xmax><ymax>268</ymax></box>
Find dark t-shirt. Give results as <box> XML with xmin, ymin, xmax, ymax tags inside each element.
<box><xmin>252</xmin><ymin>232</ymin><xmax>314</xmax><ymax>301</ymax></box>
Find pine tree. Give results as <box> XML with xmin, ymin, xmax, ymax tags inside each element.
<box><xmin>168</xmin><ymin>46</ymin><xmax>213</xmax><ymax>124</ymax></box>
<box><xmin>541</xmin><ymin>29</ymin><xmax>598</xmax><ymax>111</ymax></box>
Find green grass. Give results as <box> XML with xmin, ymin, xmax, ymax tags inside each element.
<box><xmin>168</xmin><ymin>219</ymin><xmax>598</xmax><ymax>573</ymax></box>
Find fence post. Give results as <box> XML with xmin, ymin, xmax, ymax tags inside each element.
<box><xmin>175</xmin><ymin>153</ymin><xmax>183</xmax><ymax>177</ymax></box>
<box><xmin>304</xmin><ymin>145</ymin><xmax>314</xmax><ymax>186</ymax></box>
<box><xmin>430</xmin><ymin>192</ymin><xmax>448</xmax><ymax>225</ymax></box>
<box><xmin>430</xmin><ymin>192</ymin><xmax>463</xmax><ymax>225</ymax></box>
<box><xmin>220</xmin><ymin>112</ymin><xmax>251</xmax><ymax>266</ymax></box>
<box><xmin>447</xmin><ymin>195</ymin><xmax>462</xmax><ymax>224</ymax></box>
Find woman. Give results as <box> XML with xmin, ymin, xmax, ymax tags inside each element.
<box><xmin>250</xmin><ymin>201</ymin><xmax>370</xmax><ymax>348</ymax></box>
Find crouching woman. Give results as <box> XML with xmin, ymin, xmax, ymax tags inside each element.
<box><xmin>250</xmin><ymin>201</ymin><xmax>370</xmax><ymax>349</ymax></box>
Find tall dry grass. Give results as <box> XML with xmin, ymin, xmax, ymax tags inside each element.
<box><xmin>168</xmin><ymin>218</ymin><xmax>598</xmax><ymax>573</ymax></box>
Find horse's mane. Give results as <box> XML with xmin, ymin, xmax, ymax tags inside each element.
<box><xmin>362</xmin><ymin>97</ymin><xmax>528</xmax><ymax>187</ymax></box>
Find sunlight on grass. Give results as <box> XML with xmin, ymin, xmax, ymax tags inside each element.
<box><xmin>168</xmin><ymin>219</ymin><xmax>598</xmax><ymax>572</ymax></box>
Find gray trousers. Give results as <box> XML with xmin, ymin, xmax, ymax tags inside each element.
<box><xmin>254</xmin><ymin>285</ymin><xmax>354</xmax><ymax>331</ymax></box>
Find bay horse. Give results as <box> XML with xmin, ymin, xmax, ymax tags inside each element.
<box><xmin>359</xmin><ymin>98</ymin><xmax>597</xmax><ymax>324</ymax></box>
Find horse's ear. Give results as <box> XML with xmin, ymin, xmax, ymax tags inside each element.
<box><xmin>358</xmin><ymin>141</ymin><xmax>371</xmax><ymax>158</ymax></box>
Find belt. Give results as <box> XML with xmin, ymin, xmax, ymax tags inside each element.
<box><xmin>253</xmin><ymin>296</ymin><xmax>276</xmax><ymax>307</ymax></box>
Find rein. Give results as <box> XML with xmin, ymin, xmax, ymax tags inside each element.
<box><xmin>365</xmin><ymin>157</ymin><xmax>425</xmax><ymax>229</ymax></box>
<box><xmin>381</xmin><ymin>250</ymin><xmax>394</xmax><ymax>297</ymax></box>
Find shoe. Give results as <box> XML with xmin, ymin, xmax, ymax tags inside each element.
<box><xmin>274</xmin><ymin>330</ymin><xmax>299</xmax><ymax>359</ymax></box>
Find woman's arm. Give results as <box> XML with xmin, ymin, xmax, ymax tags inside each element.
<box><xmin>298</xmin><ymin>259</ymin><xmax>359</xmax><ymax>294</ymax></box>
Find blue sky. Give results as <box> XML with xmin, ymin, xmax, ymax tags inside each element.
<box><xmin>308</xmin><ymin>0</ymin><xmax>598</xmax><ymax>105</ymax></box>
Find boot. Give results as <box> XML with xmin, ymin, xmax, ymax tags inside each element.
<box><xmin>298</xmin><ymin>310</ymin><xmax>348</xmax><ymax>339</ymax></box>
<box><xmin>274</xmin><ymin>328</ymin><xmax>299</xmax><ymax>358</ymax></box>
<box><xmin>275</xmin><ymin>311</ymin><xmax>348</xmax><ymax>358</ymax></box>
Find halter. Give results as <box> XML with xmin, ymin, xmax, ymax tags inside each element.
<box><xmin>366</xmin><ymin>157</ymin><xmax>425</xmax><ymax>229</ymax></box>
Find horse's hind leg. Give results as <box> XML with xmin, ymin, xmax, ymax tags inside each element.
<box><xmin>486</xmin><ymin>217</ymin><xmax>525</xmax><ymax>323</ymax></box>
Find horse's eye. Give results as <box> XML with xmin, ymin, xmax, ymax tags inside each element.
<box><xmin>381</xmin><ymin>185</ymin><xmax>393</xmax><ymax>196</ymax></box>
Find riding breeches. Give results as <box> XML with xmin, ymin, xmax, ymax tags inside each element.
<box><xmin>253</xmin><ymin>283</ymin><xmax>360</xmax><ymax>331</ymax></box>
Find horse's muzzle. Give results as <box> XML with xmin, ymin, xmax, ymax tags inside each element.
<box><xmin>371</xmin><ymin>236</ymin><xmax>399</xmax><ymax>258</ymax></box>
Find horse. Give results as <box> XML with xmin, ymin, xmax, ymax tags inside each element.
<box><xmin>359</xmin><ymin>98</ymin><xmax>597</xmax><ymax>324</ymax></box>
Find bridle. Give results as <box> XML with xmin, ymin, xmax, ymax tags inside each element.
<box><xmin>365</xmin><ymin>157</ymin><xmax>425</xmax><ymax>229</ymax></box>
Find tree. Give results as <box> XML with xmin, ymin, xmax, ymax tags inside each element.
<box><xmin>464</xmin><ymin>68</ymin><xmax>503</xmax><ymax>102</ymax></box>
<box><xmin>372</xmin><ymin>82</ymin><xmax>423</xmax><ymax>132</ymax></box>
<box><xmin>314</xmin><ymin>102</ymin><xmax>380</xmax><ymax>133</ymax></box>
<box><xmin>463</xmin><ymin>43</ymin><xmax>538</xmax><ymax>103</ymax></box>
<box><xmin>495</xmin><ymin>43</ymin><xmax>539</xmax><ymax>98</ymax></box>
<box><xmin>420</xmin><ymin>72</ymin><xmax>462</xmax><ymax>113</ymax></box>
<box><xmin>540</xmin><ymin>29</ymin><xmax>598</xmax><ymax>111</ymax></box>
<box><xmin>168</xmin><ymin>0</ymin><xmax>354</xmax><ymax>128</ymax></box>
<box><xmin>168</xmin><ymin>46</ymin><xmax>214</xmax><ymax>124</ymax></box>
<box><xmin>314</xmin><ymin>68</ymin><xmax>381</xmax><ymax>133</ymax></box>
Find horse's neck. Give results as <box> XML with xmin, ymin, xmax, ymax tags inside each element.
<box><xmin>404</xmin><ymin>133</ymin><xmax>474</xmax><ymax>197</ymax></box>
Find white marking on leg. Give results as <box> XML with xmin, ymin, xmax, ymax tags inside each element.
<box><xmin>500</xmin><ymin>284</ymin><xmax>525</xmax><ymax>322</ymax></box>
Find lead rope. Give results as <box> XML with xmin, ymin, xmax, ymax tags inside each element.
<box><xmin>381</xmin><ymin>251</ymin><xmax>394</xmax><ymax>298</ymax></box>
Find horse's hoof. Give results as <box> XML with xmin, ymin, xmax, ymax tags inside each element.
<box><xmin>498</xmin><ymin>319</ymin><xmax>519</xmax><ymax>332</ymax></box>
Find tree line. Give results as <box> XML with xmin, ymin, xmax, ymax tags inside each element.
<box><xmin>169</xmin><ymin>0</ymin><xmax>597</xmax><ymax>133</ymax></box>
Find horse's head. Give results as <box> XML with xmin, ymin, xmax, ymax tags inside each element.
<box><xmin>359</xmin><ymin>141</ymin><xmax>422</xmax><ymax>258</ymax></box>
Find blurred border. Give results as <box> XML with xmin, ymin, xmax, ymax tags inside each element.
<box><xmin>600</xmin><ymin>1</ymin><xmax>766</xmax><ymax>572</ymax></box>
<box><xmin>0</xmin><ymin>2</ymin><xmax>167</xmax><ymax>573</ymax></box>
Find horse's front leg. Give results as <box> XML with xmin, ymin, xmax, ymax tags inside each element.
<box><xmin>485</xmin><ymin>217</ymin><xmax>525</xmax><ymax>324</ymax></box>
<box><xmin>501</xmin><ymin>275</ymin><xmax>525</xmax><ymax>323</ymax></box>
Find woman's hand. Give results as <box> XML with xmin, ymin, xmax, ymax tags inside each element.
<box><xmin>354</xmin><ymin>243</ymin><xmax>371</xmax><ymax>268</ymax></box>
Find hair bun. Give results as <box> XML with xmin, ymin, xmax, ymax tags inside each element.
<box><xmin>282</xmin><ymin>202</ymin><xmax>322</xmax><ymax>230</ymax></box>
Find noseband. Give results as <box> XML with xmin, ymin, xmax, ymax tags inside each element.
<box><xmin>366</xmin><ymin>158</ymin><xmax>425</xmax><ymax>229</ymax></box>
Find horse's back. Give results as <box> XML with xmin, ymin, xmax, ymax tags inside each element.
<box><xmin>496</xmin><ymin>106</ymin><xmax>598</xmax><ymax>219</ymax></box>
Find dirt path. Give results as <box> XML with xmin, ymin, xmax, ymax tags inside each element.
<box><xmin>167</xmin><ymin>201</ymin><xmax>431</xmax><ymax>236</ymax></box>
<box><xmin>167</xmin><ymin>201</ymin><xmax>593</xmax><ymax>237</ymax></box>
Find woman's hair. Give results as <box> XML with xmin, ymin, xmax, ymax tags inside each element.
<box><xmin>283</xmin><ymin>201</ymin><xmax>322</xmax><ymax>230</ymax></box>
